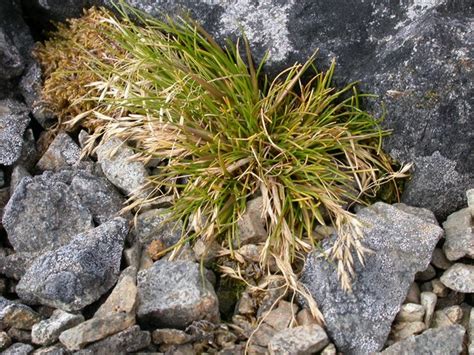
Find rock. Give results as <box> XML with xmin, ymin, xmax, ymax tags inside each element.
<box><xmin>443</xmin><ymin>208</ymin><xmax>474</xmax><ymax>261</ymax></box>
<box><xmin>268</xmin><ymin>324</ymin><xmax>329</xmax><ymax>355</ymax></box>
<box><xmin>32</xmin><ymin>343</ymin><xmax>68</xmax><ymax>355</ymax></box>
<box><xmin>0</xmin><ymin>100</ymin><xmax>30</xmax><ymax>166</ymax></box>
<box><xmin>96</xmin><ymin>137</ymin><xmax>148</xmax><ymax>196</ymax></box>
<box><xmin>263</xmin><ymin>300</ymin><xmax>298</xmax><ymax>331</ymax></box>
<box><xmin>468</xmin><ymin>189</ymin><xmax>474</xmax><ymax>216</ymax></box>
<box><xmin>420</xmin><ymin>292</ymin><xmax>437</xmax><ymax>327</ymax></box>
<box><xmin>381</xmin><ymin>324</ymin><xmax>465</xmax><ymax>355</ymax></box>
<box><xmin>431</xmin><ymin>279</ymin><xmax>448</xmax><ymax>298</ymax></box>
<box><xmin>301</xmin><ymin>202</ymin><xmax>443</xmax><ymax>353</ymax></box>
<box><xmin>432</xmin><ymin>306</ymin><xmax>463</xmax><ymax>328</ymax></box>
<box><xmin>2</xmin><ymin>171</ymin><xmax>94</xmax><ymax>253</ymax></box>
<box><xmin>415</xmin><ymin>264</ymin><xmax>436</xmax><ymax>282</ymax></box>
<box><xmin>235</xmin><ymin>291</ymin><xmax>255</xmax><ymax>316</ymax></box>
<box><xmin>435</xmin><ymin>290</ymin><xmax>465</xmax><ymax>310</ymax></box>
<box><xmin>235</xmin><ymin>197</ymin><xmax>267</xmax><ymax>247</ymax></box>
<box><xmin>431</xmin><ymin>248</ymin><xmax>452</xmax><ymax>270</ymax></box>
<box><xmin>135</xmin><ymin>209</ymin><xmax>183</xmax><ymax>249</ymax></box>
<box><xmin>0</xmin><ymin>296</ymin><xmax>42</xmax><ymax>330</ymax></box>
<box><xmin>124</xmin><ymin>241</ymin><xmax>141</xmax><ymax>269</ymax></box>
<box><xmin>404</xmin><ymin>282</ymin><xmax>420</xmax><ymax>304</ymax></box>
<box><xmin>70</xmin><ymin>170</ymin><xmax>127</xmax><ymax>224</ymax></box>
<box><xmin>82</xmin><ymin>325</ymin><xmax>150</xmax><ymax>354</ymax></box>
<box><xmin>31</xmin><ymin>310</ymin><xmax>84</xmax><ymax>346</ymax></box>
<box><xmin>469</xmin><ymin>308</ymin><xmax>474</xmax><ymax>354</ymax></box>
<box><xmin>2</xmin><ymin>342</ymin><xmax>34</xmax><ymax>355</ymax></box>
<box><xmin>16</xmin><ymin>218</ymin><xmax>128</xmax><ymax>312</ymax></box>
<box><xmin>390</xmin><ymin>321</ymin><xmax>426</xmax><ymax>342</ymax></box>
<box><xmin>0</xmin><ymin>187</ymin><xmax>9</xmax><ymax>221</ymax></box>
<box><xmin>296</xmin><ymin>308</ymin><xmax>322</xmax><ymax>327</ymax></box>
<box><xmin>393</xmin><ymin>203</ymin><xmax>438</xmax><ymax>225</ymax></box>
<box><xmin>0</xmin><ymin>29</ymin><xmax>23</xmax><ymax>80</ymax></box>
<box><xmin>58</xmin><ymin>312</ymin><xmax>135</xmax><ymax>351</ymax></box>
<box><xmin>9</xmin><ymin>166</ymin><xmax>31</xmax><ymax>196</ymax></box>
<box><xmin>395</xmin><ymin>304</ymin><xmax>425</xmax><ymax>323</ymax></box>
<box><xmin>19</xmin><ymin>62</ymin><xmax>42</xmax><ymax>107</ymax></box>
<box><xmin>252</xmin><ymin>323</ymin><xmax>277</xmax><ymax>348</ymax></box>
<box><xmin>0</xmin><ymin>330</ymin><xmax>11</xmax><ymax>350</ymax></box>
<box><xmin>321</xmin><ymin>343</ymin><xmax>336</xmax><ymax>355</ymax></box>
<box><xmin>94</xmin><ymin>266</ymin><xmax>137</xmax><ymax>318</ymax></box>
<box><xmin>0</xmin><ymin>252</ymin><xmax>41</xmax><ymax>280</ymax></box>
<box><xmin>137</xmin><ymin>260</ymin><xmax>219</xmax><ymax>329</ymax></box>
<box><xmin>7</xmin><ymin>328</ymin><xmax>31</xmax><ymax>343</ymax></box>
<box><xmin>15</xmin><ymin>129</ymin><xmax>38</xmax><ymax>171</ymax></box>
<box><xmin>152</xmin><ymin>328</ymin><xmax>191</xmax><ymax>345</ymax></box>
<box><xmin>36</xmin><ymin>133</ymin><xmax>82</xmax><ymax>172</ymax></box>
<box><xmin>440</xmin><ymin>263</ymin><xmax>474</xmax><ymax>293</ymax></box>
<box><xmin>0</xmin><ymin>170</ymin><xmax>4</xmax><ymax>188</ymax></box>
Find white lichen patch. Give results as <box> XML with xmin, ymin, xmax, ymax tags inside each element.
<box><xmin>219</xmin><ymin>0</ymin><xmax>295</xmax><ymax>63</ymax></box>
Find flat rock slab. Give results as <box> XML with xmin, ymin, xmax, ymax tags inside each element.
<box><xmin>0</xmin><ymin>99</ymin><xmax>30</xmax><ymax>166</ymax></box>
<box><xmin>32</xmin><ymin>309</ymin><xmax>84</xmax><ymax>346</ymax></box>
<box><xmin>81</xmin><ymin>325</ymin><xmax>151</xmax><ymax>354</ymax></box>
<box><xmin>16</xmin><ymin>218</ymin><xmax>128</xmax><ymax>312</ymax></box>
<box><xmin>380</xmin><ymin>324</ymin><xmax>465</xmax><ymax>354</ymax></box>
<box><xmin>137</xmin><ymin>260</ymin><xmax>219</xmax><ymax>329</ymax></box>
<box><xmin>268</xmin><ymin>324</ymin><xmax>329</xmax><ymax>355</ymax></box>
<box><xmin>301</xmin><ymin>202</ymin><xmax>443</xmax><ymax>354</ymax></box>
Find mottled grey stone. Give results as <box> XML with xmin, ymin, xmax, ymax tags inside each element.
<box><xmin>440</xmin><ymin>263</ymin><xmax>474</xmax><ymax>293</ymax></box>
<box><xmin>0</xmin><ymin>252</ymin><xmax>41</xmax><ymax>280</ymax></box>
<box><xmin>380</xmin><ymin>324</ymin><xmax>465</xmax><ymax>355</ymax></box>
<box><xmin>0</xmin><ymin>100</ymin><xmax>30</xmax><ymax>166</ymax></box>
<box><xmin>0</xmin><ymin>29</ymin><xmax>23</xmax><ymax>80</ymax></box>
<box><xmin>70</xmin><ymin>169</ymin><xmax>127</xmax><ymax>224</ymax></box>
<box><xmin>301</xmin><ymin>202</ymin><xmax>443</xmax><ymax>354</ymax></box>
<box><xmin>135</xmin><ymin>209</ymin><xmax>183</xmax><ymax>249</ymax></box>
<box><xmin>2</xmin><ymin>342</ymin><xmax>34</xmax><ymax>355</ymax></box>
<box><xmin>16</xmin><ymin>218</ymin><xmax>128</xmax><ymax>312</ymax></box>
<box><xmin>137</xmin><ymin>260</ymin><xmax>219</xmax><ymax>329</ymax></box>
<box><xmin>393</xmin><ymin>203</ymin><xmax>438</xmax><ymax>225</ymax></box>
<box><xmin>32</xmin><ymin>344</ymin><xmax>67</xmax><ymax>355</ymax></box>
<box><xmin>36</xmin><ymin>132</ymin><xmax>82</xmax><ymax>172</ymax></box>
<box><xmin>19</xmin><ymin>61</ymin><xmax>42</xmax><ymax>108</ymax></box>
<box><xmin>0</xmin><ymin>330</ymin><xmax>11</xmax><ymax>350</ymax></box>
<box><xmin>2</xmin><ymin>171</ymin><xmax>94</xmax><ymax>253</ymax></box>
<box><xmin>235</xmin><ymin>196</ymin><xmax>267</xmax><ymax>247</ymax></box>
<box><xmin>0</xmin><ymin>296</ymin><xmax>42</xmax><ymax>330</ymax></box>
<box><xmin>442</xmin><ymin>207</ymin><xmax>474</xmax><ymax>261</ymax></box>
<box><xmin>32</xmin><ymin>310</ymin><xmax>84</xmax><ymax>345</ymax></box>
<box><xmin>58</xmin><ymin>312</ymin><xmax>135</xmax><ymax>351</ymax></box>
<box><xmin>15</xmin><ymin>129</ymin><xmax>38</xmax><ymax>171</ymax></box>
<box><xmin>82</xmin><ymin>325</ymin><xmax>150</xmax><ymax>354</ymax></box>
<box><xmin>268</xmin><ymin>324</ymin><xmax>329</xmax><ymax>355</ymax></box>
<box><xmin>96</xmin><ymin>137</ymin><xmax>148</xmax><ymax>197</ymax></box>
<box><xmin>9</xmin><ymin>165</ymin><xmax>31</xmax><ymax>196</ymax></box>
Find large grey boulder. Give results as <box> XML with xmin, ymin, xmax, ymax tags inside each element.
<box><xmin>300</xmin><ymin>202</ymin><xmax>443</xmax><ymax>354</ymax></box>
<box><xmin>2</xmin><ymin>171</ymin><xmax>94</xmax><ymax>253</ymax></box>
<box><xmin>16</xmin><ymin>218</ymin><xmax>128</xmax><ymax>312</ymax></box>
<box><xmin>380</xmin><ymin>324</ymin><xmax>465</xmax><ymax>355</ymax></box>
<box><xmin>137</xmin><ymin>260</ymin><xmax>219</xmax><ymax>329</ymax></box>
<box><xmin>0</xmin><ymin>100</ymin><xmax>30</xmax><ymax>166</ymax></box>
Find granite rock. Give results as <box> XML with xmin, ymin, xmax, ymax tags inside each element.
<box><xmin>81</xmin><ymin>325</ymin><xmax>150</xmax><ymax>354</ymax></box>
<box><xmin>380</xmin><ymin>324</ymin><xmax>465</xmax><ymax>355</ymax></box>
<box><xmin>32</xmin><ymin>309</ymin><xmax>84</xmax><ymax>346</ymax></box>
<box><xmin>135</xmin><ymin>208</ymin><xmax>183</xmax><ymax>249</ymax></box>
<box><xmin>442</xmin><ymin>207</ymin><xmax>474</xmax><ymax>261</ymax></box>
<box><xmin>16</xmin><ymin>218</ymin><xmax>128</xmax><ymax>311</ymax></box>
<box><xmin>2</xmin><ymin>342</ymin><xmax>34</xmax><ymax>355</ymax></box>
<box><xmin>36</xmin><ymin>132</ymin><xmax>82</xmax><ymax>172</ymax></box>
<box><xmin>301</xmin><ymin>202</ymin><xmax>443</xmax><ymax>353</ymax></box>
<box><xmin>0</xmin><ymin>99</ymin><xmax>30</xmax><ymax>166</ymax></box>
<box><xmin>268</xmin><ymin>324</ymin><xmax>329</xmax><ymax>355</ymax></box>
<box><xmin>0</xmin><ymin>296</ymin><xmax>42</xmax><ymax>330</ymax></box>
<box><xmin>440</xmin><ymin>263</ymin><xmax>474</xmax><ymax>293</ymax></box>
<box><xmin>2</xmin><ymin>171</ymin><xmax>94</xmax><ymax>253</ymax></box>
<box><xmin>137</xmin><ymin>260</ymin><xmax>219</xmax><ymax>329</ymax></box>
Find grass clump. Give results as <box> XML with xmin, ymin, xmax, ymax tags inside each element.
<box><xmin>35</xmin><ymin>4</ymin><xmax>409</xmax><ymax>318</ymax></box>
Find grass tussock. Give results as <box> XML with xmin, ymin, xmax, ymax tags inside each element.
<box><xmin>36</xmin><ymin>4</ymin><xmax>409</xmax><ymax>319</ymax></box>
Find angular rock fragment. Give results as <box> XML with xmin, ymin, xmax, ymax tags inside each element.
<box><xmin>0</xmin><ymin>252</ymin><xmax>40</xmax><ymax>280</ymax></box>
<box><xmin>0</xmin><ymin>296</ymin><xmax>41</xmax><ymax>330</ymax></box>
<box><xmin>390</xmin><ymin>321</ymin><xmax>426</xmax><ymax>341</ymax></box>
<box><xmin>81</xmin><ymin>325</ymin><xmax>150</xmax><ymax>354</ymax></box>
<box><xmin>135</xmin><ymin>208</ymin><xmax>183</xmax><ymax>249</ymax></box>
<box><xmin>381</xmin><ymin>324</ymin><xmax>465</xmax><ymax>354</ymax></box>
<box><xmin>32</xmin><ymin>343</ymin><xmax>68</xmax><ymax>355</ymax></box>
<box><xmin>268</xmin><ymin>324</ymin><xmax>329</xmax><ymax>355</ymax></box>
<box><xmin>235</xmin><ymin>196</ymin><xmax>267</xmax><ymax>247</ymax></box>
<box><xmin>2</xmin><ymin>172</ymin><xmax>93</xmax><ymax>253</ymax></box>
<box><xmin>301</xmin><ymin>203</ymin><xmax>443</xmax><ymax>353</ymax></box>
<box><xmin>9</xmin><ymin>165</ymin><xmax>30</xmax><ymax>196</ymax></box>
<box><xmin>152</xmin><ymin>328</ymin><xmax>191</xmax><ymax>345</ymax></box>
<box><xmin>440</xmin><ymin>263</ymin><xmax>474</xmax><ymax>293</ymax></box>
<box><xmin>58</xmin><ymin>312</ymin><xmax>135</xmax><ymax>351</ymax></box>
<box><xmin>395</xmin><ymin>304</ymin><xmax>425</xmax><ymax>323</ymax></box>
<box><xmin>2</xmin><ymin>342</ymin><xmax>34</xmax><ymax>355</ymax></box>
<box><xmin>420</xmin><ymin>292</ymin><xmax>437</xmax><ymax>327</ymax></box>
<box><xmin>16</xmin><ymin>218</ymin><xmax>128</xmax><ymax>311</ymax></box>
<box><xmin>0</xmin><ymin>330</ymin><xmax>11</xmax><ymax>350</ymax></box>
<box><xmin>0</xmin><ymin>99</ymin><xmax>30</xmax><ymax>166</ymax></box>
<box><xmin>96</xmin><ymin>137</ymin><xmax>148</xmax><ymax>196</ymax></box>
<box><xmin>32</xmin><ymin>310</ymin><xmax>84</xmax><ymax>346</ymax></box>
<box><xmin>442</xmin><ymin>208</ymin><xmax>474</xmax><ymax>261</ymax></box>
<box><xmin>36</xmin><ymin>132</ymin><xmax>82</xmax><ymax>172</ymax></box>
<box><xmin>137</xmin><ymin>260</ymin><xmax>219</xmax><ymax>329</ymax></box>
<box><xmin>94</xmin><ymin>266</ymin><xmax>137</xmax><ymax>318</ymax></box>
